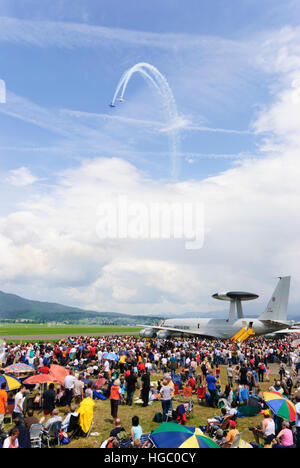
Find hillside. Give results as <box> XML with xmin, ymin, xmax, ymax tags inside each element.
<box><xmin>0</xmin><ymin>291</ymin><xmax>161</xmax><ymax>325</ymax></box>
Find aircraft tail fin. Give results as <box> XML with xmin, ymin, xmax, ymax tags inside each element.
<box><xmin>259</xmin><ymin>276</ymin><xmax>291</xmax><ymax>322</ymax></box>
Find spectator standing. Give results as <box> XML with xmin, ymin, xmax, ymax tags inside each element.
<box><xmin>159</xmin><ymin>380</ymin><xmax>173</xmax><ymax>422</ymax></box>
<box><xmin>109</xmin><ymin>379</ymin><xmax>124</xmax><ymax>419</ymax></box>
<box><xmin>0</xmin><ymin>381</ymin><xmax>8</xmax><ymax>433</ymax></box>
<box><xmin>41</xmin><ymin>383</ymin><xmax>56</xmax><ymax>420</ymax></box>
<box><xmin>64</xmin><ymin>370</ymin><xmax>77</xmax><ymax>408</ymax></box>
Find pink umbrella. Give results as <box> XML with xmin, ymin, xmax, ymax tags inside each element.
<box><xmin>23</xmin><ymin>374</ymin><xmax>58</xmax><ymax>385</ymax></box>
<box><xmin>95</xmin><ymin>377</ymin><xmax>106</xmax><ymax>390</ymax></box>
<box><xmin>49</xmin><ymin>364</ymin><xmax>69</xmax><ymax>386</ymax></box>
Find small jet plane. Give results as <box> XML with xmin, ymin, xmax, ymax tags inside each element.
<box><xmin>139</xmin><ymin>276</ymin><xmax>298</xmax><ymax>340</ymax></box>
<box><xmin>118</xmin><ymin>97</ymin><xmax>125</xmax><ymax>102</ymax></box>
<box><xmin>109</xmin><ymin>103</ymin><xmax>116</xmax><ymax>108</ymax></box>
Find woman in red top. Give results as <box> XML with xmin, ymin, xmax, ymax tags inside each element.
<box><xmin>109</xmin><ymin>379</ymin><xmax>124</xmax><ymax>419</ymax></box>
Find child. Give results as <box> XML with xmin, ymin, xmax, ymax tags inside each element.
<box><xmin>130</xmin><ymin>416</ymin><xmax>143</xmax><ymax>442</ymax></box>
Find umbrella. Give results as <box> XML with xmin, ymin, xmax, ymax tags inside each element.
<box><xmin>23</xmin><ymin>374</ymin><xmax>58</xmax><ymax>385</ymax></box>
<box><xmin>238</xmin><ymin>439</ymin><xmax>253</xmax><ymax>449</ymax></box>
<box><xmin>263</xmin><ymin>391</ymin><xmax>296</xmax><ymax>422</ymax></box>
<box><xmin>95</xmin><ymin>378</ymin><xmax>106</xmax><ymax>390</ymax></box>
<box><xmin>150</xmin><ymin>422</ymin><xmax>220</xmax><ymax>448</ymax></box>
<box><xmin>103</xmin><ymin>352</ymin><xmax>119</xmax><ymax>361</ymax></box>
<box><xmin>49</xmin><ymin>364</ymin><xmax>69</xmax><ymax>386</ymax></box>
<box><xmin>0</xmin><ymin>374</ymin><xmax>21</xmax><ymax>391</ymax></box>
<box><xmin>4</xmin><ymin>363</ymin><xmax>35</xmax><ymax>374</ymax></box>
<box><xmin>81</xmin><ymin>378</ymin><xmax>95</xmax><ymax>387</ymax></box>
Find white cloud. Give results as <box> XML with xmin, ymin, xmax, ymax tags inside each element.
<box><xmin>5</xmin><ymin>167</ymin><xmax>38</xmax><ymax>186</ymax></box>
<box><xmin>1</xmin><ymin>21</ymin><xmax>300</xmax><ymax>317</ymax></box>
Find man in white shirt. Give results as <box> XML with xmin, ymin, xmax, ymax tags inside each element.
<box><xmin>64</xmin><ymin>371</ymin><xmax>77</xmax><ymax>408</ymax></box>
<box><xmin>13</xmin><ymin>386</ymin><xmax>26</xmax><ymax>422</ymax></box>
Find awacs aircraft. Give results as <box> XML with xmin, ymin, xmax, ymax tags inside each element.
<box><xmin>140</xmin><ymin>277</ymin><xmax>298</xmax><ymax>341</ymax></box>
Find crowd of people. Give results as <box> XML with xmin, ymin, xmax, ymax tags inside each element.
<box><xmin>0</xmin><ymin>333</ymin><xmax>299</xmax><ymax>448</ymax></box>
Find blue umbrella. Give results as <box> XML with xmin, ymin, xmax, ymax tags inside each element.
<box><xmin>103</xmin><ymin>352</ymin><xmax>119</xmax><ymax>361</ymax></box>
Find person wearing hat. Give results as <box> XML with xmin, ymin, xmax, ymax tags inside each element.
<box><xmin>250</xmin><ymin>410</ymin><xmax>276</xmax><ymax>446</ymax></box>
<box><xmin>224</xmin><ymin>420</ymin><xmax>239</xmax><ymax>448</ymax></box>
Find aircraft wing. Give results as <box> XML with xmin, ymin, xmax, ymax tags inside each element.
<box><xmin>139</xmin><ymin>325</ymin><xmax>224</xmax><ymax>339</ymax></box>
<box><xmin>267</xmin><ymin>328</ymin><xmax>300</xmax><ymax>335</ymax></box>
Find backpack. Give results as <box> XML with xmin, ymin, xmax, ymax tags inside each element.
<box><xmin>153</xmin><ymin>412</ymin><xmax>163</xmax><ymax>423</ymax></box>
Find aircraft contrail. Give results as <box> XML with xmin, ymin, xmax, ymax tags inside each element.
<box><xmin>111</xmin><ymin>62</ymin><xmax>181</xmax><ymax>179</ymax></box>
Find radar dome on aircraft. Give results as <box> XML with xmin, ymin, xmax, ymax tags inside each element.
<box><xmin>212</xmin><ymin>292</ymin><xmax>259</xmax><ymax>301</ymax></box>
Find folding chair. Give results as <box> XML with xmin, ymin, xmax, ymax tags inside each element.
<box><xmin>140</xmin><ymin>433</ymin><xmax>151</xmax><ymax>447</ymax></box>
<box><xmin>43</xmin><ymin>421</ymin><xmax>62</xmax><ymax>448</ymax></box>
<box><xmin>180</xmin><ymin>386</ymin><xmax>193</xmax><ymax>400</ymax></box>
<box><xmin>4</xmin><ymin>403</ymin><xmax>14</xmax><ymax>424</ymax></box>
<box><xmin>230</xmin><ymin>433</ymin><xmax>241</xmax><ymax>449</ymax></box>
<box><xmin>165</xmin><ymin>409</ymin><xmax>173</xmax><ymax>422</ymax></box>
<box><xmin>30</xmin><ymin>423</ymin><xmax>43</xmax><ymax>448</ymax></box>
<box><xmin>196</xmin><ymin>386</ymin><xmax>207</xmax><ymax>404</ymax></box>
<box><xmin>68</xmin><ymin>415</ymin><xmax>81</xmax><ymax>440</ymax></box>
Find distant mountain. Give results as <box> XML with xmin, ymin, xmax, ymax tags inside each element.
<box><xmin>0</xmin><ymin>291</ymin><xmax>161</xmax><ymax>325</ymax></box>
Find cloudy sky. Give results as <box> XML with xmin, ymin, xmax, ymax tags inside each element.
<box><xmin>0</xmin><ymin>0</ymin><xmax>300</xmax><ymax>318</ymax></box>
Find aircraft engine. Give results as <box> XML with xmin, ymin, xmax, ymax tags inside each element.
<box><xmin>139</xmin><ymin>328</ymin><xmax>156</xmax><ymax>338</ymax></box>
<box><xmin>157</xmin><ymin>330</ymin><xmax>171</xmax><ymax>339</ymax></box>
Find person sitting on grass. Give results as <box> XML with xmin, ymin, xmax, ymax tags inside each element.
<box><xmin>109</xmin><ymin>418</ymin><xmax>126</xmax><ymax>439</ymax></box>
<box><xmin>24</xmin><ymin>409</ymin><xmax>39</xmax><ymax>430</ymax></box>
<box><xmin>130</xmin><ymin>415</ymin><xmax>143</xmax><ymax>442</ymax></box>
<box><xmin>250</xmin><ymin>410</ymin><xmax>276</xmax><ymax>446</ymax></box>
<box><xmin>206</xmin><ymin>407</ymin><xmax>228</xmax><ymax>434</ymax></box>
<box><xmin>2</xmin><ymin>428</ymin><xmax>19</xmax><ymax>449</ymax></box>
<box><xmin>9</xmin><ymin>417</ymin><xmax>31</xmax><ymax>448</ymax></box>
<box><xmin>43</xmin><ymin>408</ymin><xmax>62</xmax><ymax>431</ymax></box>
<box><xmin>224</xmin><ymin>420</ymin><xmax>240</xmax><ymax>448</ymax></box>
<box><xmin>61</xmin><ymin>404</ymin><xmax>78</xmax><ymax>432</ymax></box>
<box><xmin>272</xmin><ymin>421</ymin><xmax>294</xmax><ymax>448</ymax></box>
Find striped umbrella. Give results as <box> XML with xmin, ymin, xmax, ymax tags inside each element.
<box><xmin>150</xmin><ymin>422</ymin><xmax>220</xmax><ymax>448</ymax></box>
<box><xmin>0</xmin><ymin>374</ymin><xmax>21</xmax><ymax>391</ymax></box>
<box><xmin>263</xmin><ymin>391</ymin><xmax>296</xmax><ymax>422</ymax></box>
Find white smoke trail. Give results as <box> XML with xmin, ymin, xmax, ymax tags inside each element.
<box><xmin>111</xmin><ymin>62</ymin><xmax>181</xmax><ymax>179</ymax></box>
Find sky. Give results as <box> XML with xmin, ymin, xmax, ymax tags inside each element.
<box><xmin>0</xmin><ymin>0</ymin><xmax>300</xmax><ymax>318</ymax></box>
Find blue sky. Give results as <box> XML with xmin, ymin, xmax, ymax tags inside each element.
<box><xmin>0</xmin><ymin>0</ymin><xmax>300</xmax><ymax>318</ymax></box>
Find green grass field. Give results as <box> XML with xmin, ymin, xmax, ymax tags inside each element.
<box><xmin>0</xmin><ymin>324</ymin><xmax>141</xmax><ymax>339</ymax></box>
<box><xmin>60</xmin><ymin>365</ymin><xmax>281</xmax><ymax>448</ymax></box>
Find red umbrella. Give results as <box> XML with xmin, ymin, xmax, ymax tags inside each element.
<box><xmin>49</xmin><ymin>364</ymin><xmax>69</xmax><ymax>386</ymax></box>
<box><xmin>23</xmin><ymin>374</ymin><xmax>58</xmax><ymax>385</ymax></box>
<box><xmin>95</xmin><ymin>377</ymin><xmax>106</xmax><ymax>390</ymax></box>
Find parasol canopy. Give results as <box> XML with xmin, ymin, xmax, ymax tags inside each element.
<box><xmin>49</xmin><ymin>364</ymin><xmax>69</xmax><ymax>386</ymax></box>
<box><xmin>95</xmin><ymin>378</ymin><xmax>106</xmax><ymax>390</ymax></box>
<box><xmin>0</xmin><ymin>374</ymin><xmax>21</xmax><ymax>391</ymax></box>
<box><xmin>263</xmin><ymin>391</ymin><xmax>296</xmax><ymax>422</ymax></box>
<box><xmin>103</xmin><ymin>352</ymin><xmax>119</xmax><ymax>361</ymax></box>
<box><xmin>4</xmin><ymin>363</ymin><xmax>34</xmax><ymax>374</ymax></box>
<box><xmin>23</xmin><ymin>374</ymin><xmax>58</xmax><ymax>385</ymax></box>
<box><xmin>150</xmin><ymin>422</ymin><xmax>220</xmax><ymax>448</ymax></box>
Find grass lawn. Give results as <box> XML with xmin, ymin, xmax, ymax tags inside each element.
<box><xmin>55</xmin><ymin>364</ymin><xmax>283</xmax><ymax>448</ymax></box>
<box><xmin>0</xmin><ymin>325</ymin><xmax>141</xmax><ymax>338</ymax></box>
